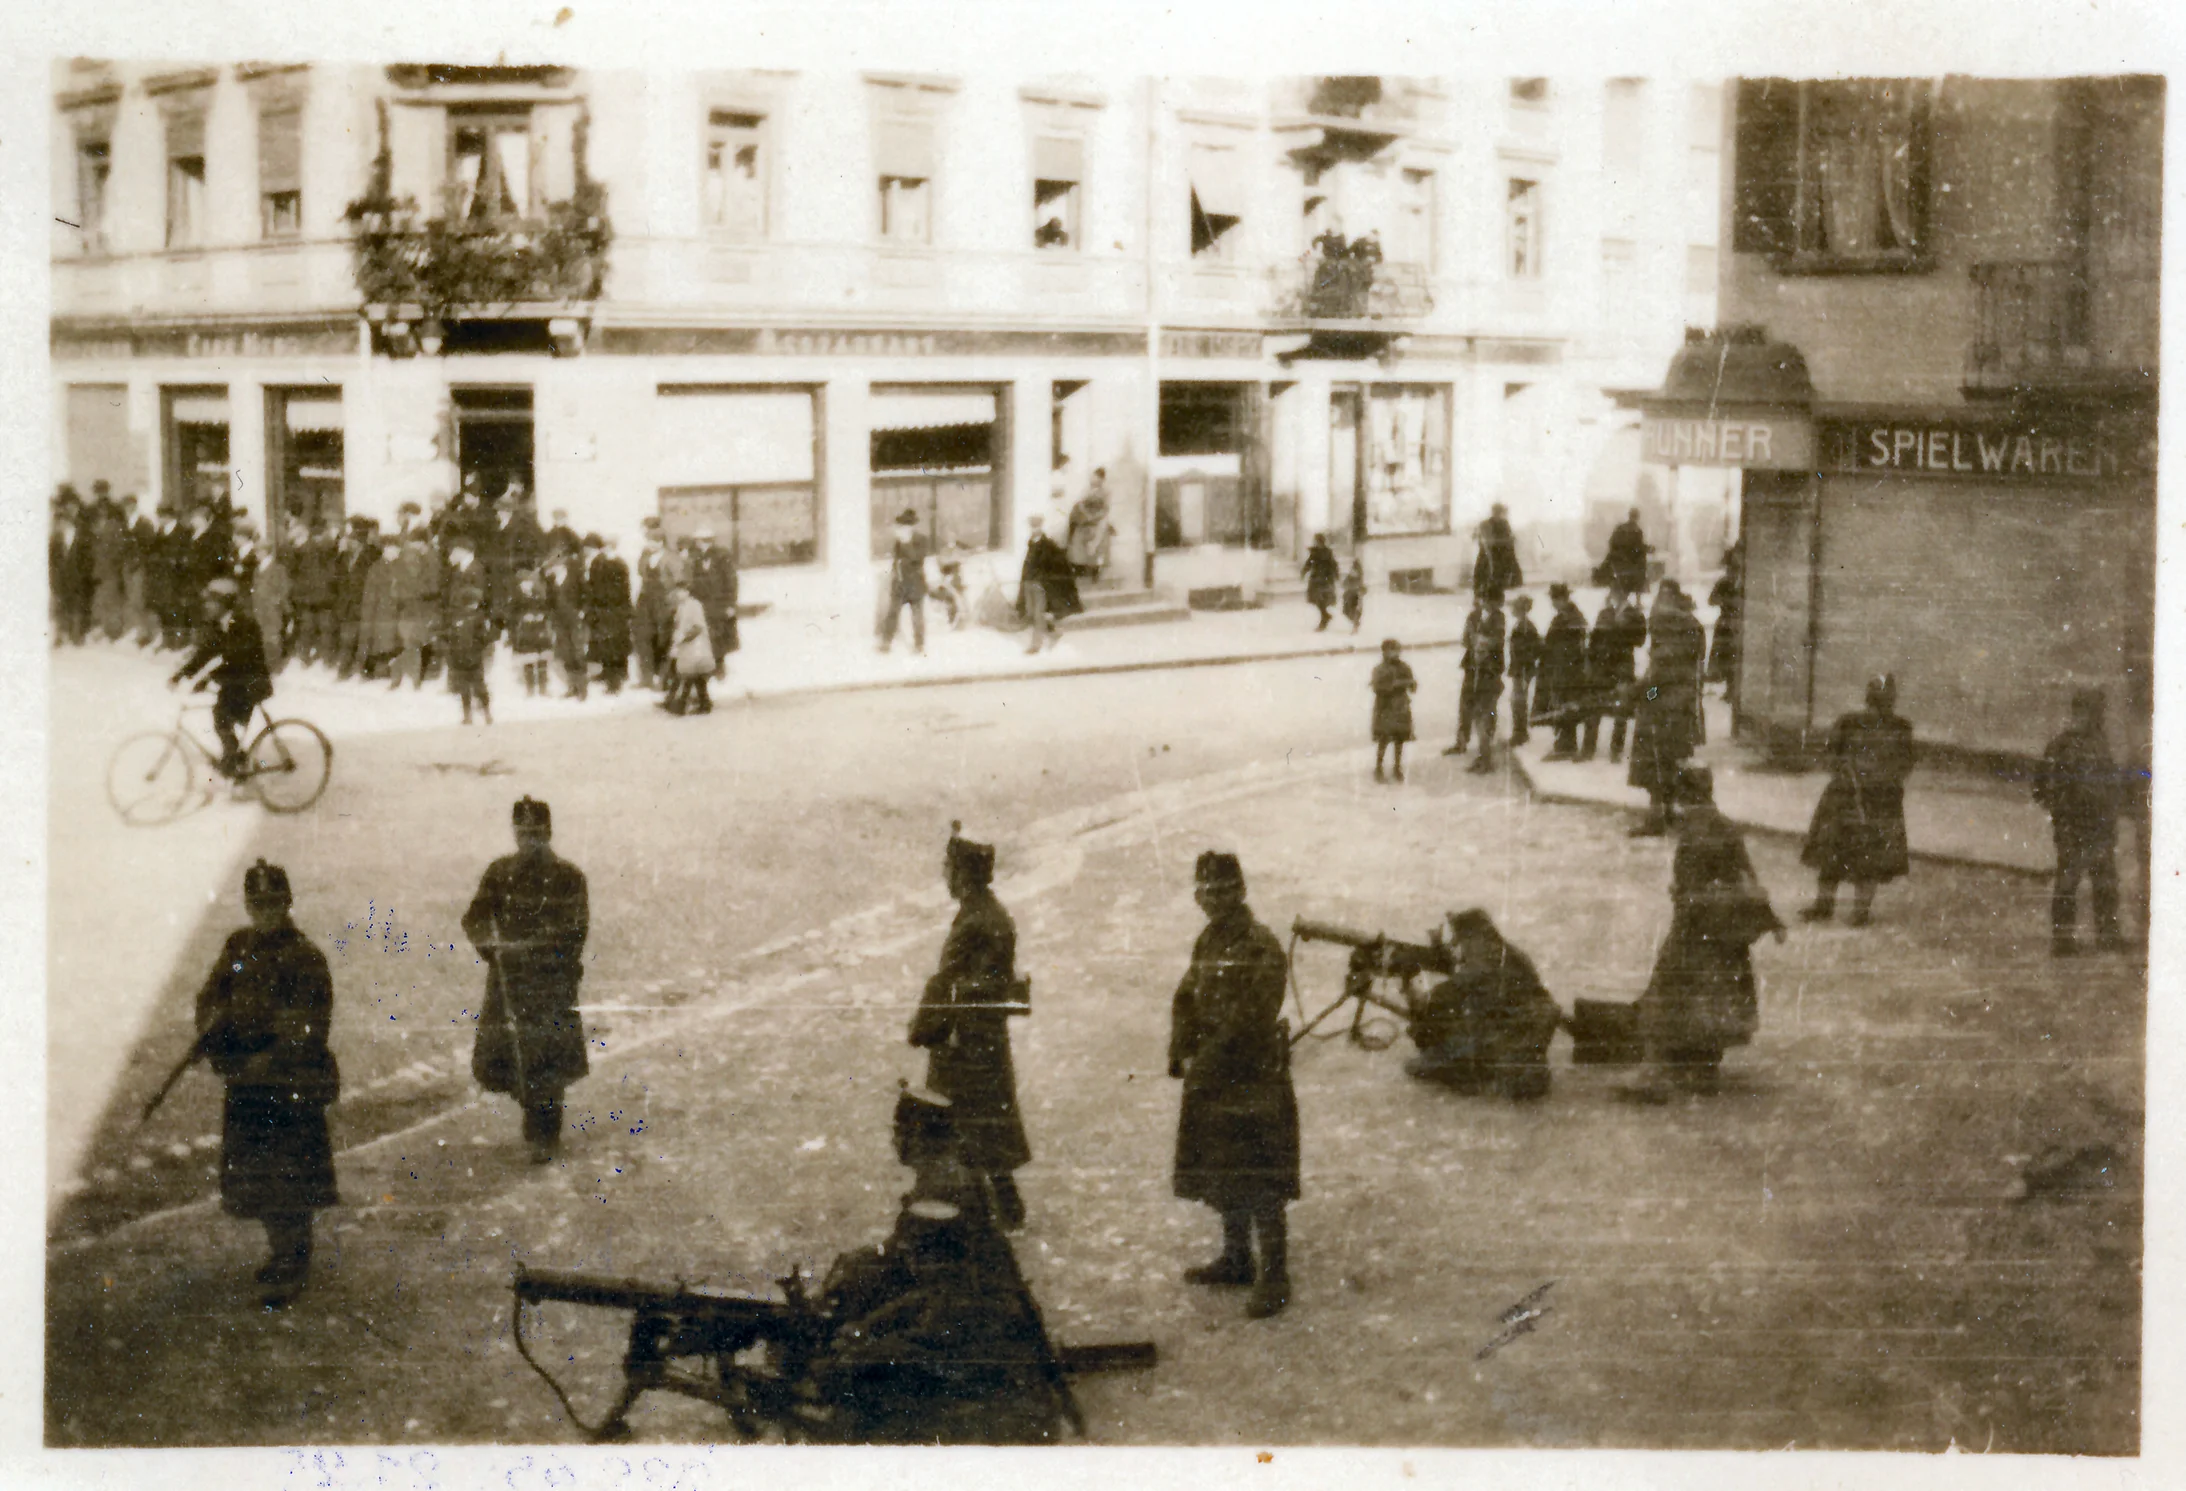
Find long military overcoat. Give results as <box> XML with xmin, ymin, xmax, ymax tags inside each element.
<box><xmin>1638</xmin><ymin>804</ymin><xmax>1782</xmax><ymax>1063</ymax></box>
<box><xmin>464</xmin><ymin>847</ymin><xmax>591</xmax><ymax>1100</ymax></box>
<box><xmin>1169</xmin><ymin>908</ymin><xmax>1300</xmax><ymax>1209</ymax></box>
<box><xmin>909</xmin><ymin>888</ymin><xmax>1032</xmax><ymax>1174</ymax></box>
<box><xmin>1801</xmin><ymin>708</ymin><xmax>1914</xmax><ymax>883</ymax></box>
<box><xmin>1627</xmin><ymin>605</ymin><xmax>1706</xmax><ymax>797</ymax></box>
<box><xmin>194</xmin><ymin>920</ymin><xmax>341</xmax><ymax>1218</ymax></box>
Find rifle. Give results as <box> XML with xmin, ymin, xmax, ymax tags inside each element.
<box><xmin>513</xmin><ymin>1263</ymin><xmax>1156</xmax><ymax>1445</ymax></box>
<box><xmin>138</xmin><ymin>1030</ymin><xmax>212</xmax><ymax>1126</ymax></box>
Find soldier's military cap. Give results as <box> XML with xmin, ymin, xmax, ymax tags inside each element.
<box><xmin>1194</xmin><ymin>850</ymin><xmax>1245</xmax><ymax>889</ymax></box>
<box><xmin>243</xmin><ymin>859</ymin><xmax>292</xmax><ymax>903</ymax></box>
<box><xmin>513</xmin><ymin>796</ymin><xmax>552</xmax><ymax>829</ymax></box>
<box><xmin>1866</xmin><ymin>673</ymin><xmax>1898</xmax><ymax>710</ymax></box>
<box><xmin>945</xmin><ymin>820</ymin><xmax>995</xmax><ymax>885</ymax></box>
<box><xmin>1446</xmin><ymin>908</ymin><xmax>1496</xmax><ymax>941</ymax></box>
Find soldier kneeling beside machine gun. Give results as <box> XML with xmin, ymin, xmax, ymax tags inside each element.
<box><xmin>512</xmin><ymin>1083</ymin><xmax>1155</xmax><ymax>1444</ymax></box>
<box><xmin>1289</xmin><ymin>909</ymin><xmax>1565</xmax><ymax>1100</ymax></box>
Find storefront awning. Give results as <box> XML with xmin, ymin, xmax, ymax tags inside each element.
<box><xmin>168</xmin><ymin>393</ymin><xmax>230</xmax><ymax>424</ymax></box>
<box><xmin>868</xmin><ymin>391</ymin><xmax>997</xmax><ymax>431</ymax></box>
<box><xmin>283</xmin><ymin>397</ymin><xmax>344</xmax><ymax>432</ymax></box>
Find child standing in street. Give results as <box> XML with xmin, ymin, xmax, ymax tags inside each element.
<box><xmin>1371</xmin><ymin>638</ymin><xmax>1417</xmax><ymax>783</ymax></box>
<box><xmin>509</xmin><ymin>572</ymin><xmax>554</xmax><ymax>698</ymax></box>
<box><xmin>1341</xmin><ymin>559</ymin><xmax>1367</xmax><ymax>634</ymax></box>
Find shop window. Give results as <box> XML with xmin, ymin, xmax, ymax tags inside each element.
<box><xmin>1032</xmin><ymin>135</ymin><xmax>1083</xmax><ymax>250</ymax></box>
<box><xmin>1334</xmin><ymin>384</ymin><xmax>1449</xmax><ymax>539</ymax></box>
<box><xmin>656</xmin><ymin>386</ymin><xmax>824</xmax><ymax>568</ymax></box>
<box><xmin>1156</xmin><ymin>382</ymin><xmax>1267</xmax><ymax>549</ymax></box>
<box><xmin>258</xmin><ymin>105</ymin><xmax>303</xmax><ymax>239</ymax></box>
<box><xmin>165</xmin><ymin>111</ymin><xmax>207</xmax><ymax>250</ymax></box>
<box><xmin>1507</xmin><ymin>178</ymin><xmax>1543</xmax><ymax>278</ymax></box>
<box><xmin>1732</xmin><ymin>78</ymin><xmax>1931</xmax><ymax>268</ymax></box>
<box><xmin>876</xmin><ymin>117</ymin><xmax>936</xmax><ymax>244</ymax></box>
<box><xmin>448</xmin><ymin>107</ymin><xmax>534</xmax><ymax>223</ymax></box>
<box><xmin>265</xmin><ymin>389</ymin><xmax>345</xmax><ymax>540</ymax></box>
<box><xmin>74</xmin><ymin>133</ymin><xmax>111</xmax><ymax>253</ymax></box>
<box><xmin>163</xmin><ymin>387</ymin><xmax>232</xmax><ymax>511</ymax></box>
<box><xmin>704</xmin><ymin>109</ymin><xmax>767</xmax><ymax>240</ymax></box>
<box><xmin>869</xmin><ymin>386</ymin><xmax>1006</xmax><ymax>556</ymax></box>
<box><xmin>1189</xmin><ymin>143</ymin><xmax>1244</xmax><ymax>260</ymax></box>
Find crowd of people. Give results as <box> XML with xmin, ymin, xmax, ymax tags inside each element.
<box><xmin>48</xmin><ymin>475</ymin><xmax>745</xmax><ymax>726</ymax></box>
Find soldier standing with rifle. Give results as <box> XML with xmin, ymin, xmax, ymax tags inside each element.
<box><xmin>464</xmin><ymin>797</ymin><xmax>591</xmax><ymax>1163</ymax></box>
<box><xmin>175</xmin><ymin>859</ymin><xmax>340</xmax><ymax>1307</ymax></box>
<box><xmin>1169</xmin><ymin>851</ymin><xmax>1298</xmax><ymax>1320</ymax></box>
<box><xmin>908</xmin><ymin>824</ymin><xmax>1034</xmax><ymax>1229</ymax></box>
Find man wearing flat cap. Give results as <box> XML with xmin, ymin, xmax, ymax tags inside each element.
<box><xmin>909</xmin><ymin>824</ymin><xmax>1033</xmax><ymax>1228</ymax></box>
<box><xmin>464</xmin><ymin>798</ymin><xmax>591</xmax><ymax>1163</ymax></box>
<box><xmin>170</xmin><ymin>574</ymin><xmax>274</xmax><ymax>778</ymax></box>
<box><xmin>878</xmin><ymin>507</ymin><xmax>930</xmax><ymax>656</ymax></box>
<box><xmin>1168</xmin><ymin>851</ymin><xmax>1299</xmax><ymax>1319</ymax></box>
<box><xmin>193</xmin><ymin>859</ymin><xmax>340</xmax><ymax>1306</ymax></box>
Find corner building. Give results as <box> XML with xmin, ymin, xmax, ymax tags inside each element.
<box><xmin>1657</xmin><ymin>77</ymin><xmax>2159</xmax><ymax>768</ymax></box>
<box><xmin>53</xmin><ymin>64</ymin><xmax>1719</xmax><ymax>617</ymax></box>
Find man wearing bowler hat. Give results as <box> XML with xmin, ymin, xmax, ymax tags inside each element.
<box><xmin>193</xmin><ymin>858</ymin><xmax>340</xmax><ymax>1306</ymax></box>
<box><xmin>464</xmin><ymin>797</ymin><xmax>591</xmax><ymax>1163</ymax></box>
<box><xmin>878</xmin><ymin>507</ymin><xmax>930</xmax><ymax>656</ymax></box>
<box><xmin>1168</xmin><ymin>851</ymin><xmax>1299</xmax><ymax>1319</ymax></box>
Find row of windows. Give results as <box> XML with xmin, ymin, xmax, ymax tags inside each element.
<box><xmin>66</xmin><ymin>96</ymin><xmax>1558</xmax><ymax>279</ymax></box>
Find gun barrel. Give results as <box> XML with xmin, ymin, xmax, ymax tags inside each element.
<box><xmin>1291</xmin><ymin>916</ymin><xmax>1380</xmax><ymax>950</ymax></box>
<box><xmin>513</xmin><ymin>1266</ymin><xmax>786</xmax><ymax>1318</ymax></box>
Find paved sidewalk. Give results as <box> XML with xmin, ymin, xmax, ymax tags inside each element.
<box><xmin>1512</xmin><ymin>693</ymin><xmax>2058</xmax><ymax>875</ymax></box>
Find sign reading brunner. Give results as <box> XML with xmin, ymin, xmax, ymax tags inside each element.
<box><xmin>1639</xmin><ymin>411</ymin><xmax>1814</xmax><ymax>470</ymax></box>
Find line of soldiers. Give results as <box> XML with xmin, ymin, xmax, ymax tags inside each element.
<box><xmin>50</xmin><ymin>479</ymin><xmax>744</xmax><ymax>710</ymax></box>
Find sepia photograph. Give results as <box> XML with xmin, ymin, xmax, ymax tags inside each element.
<box><xmin>10</xmin><ymin>2</ymin><xmax>2181</xmax><ymax>1485</ymax></box>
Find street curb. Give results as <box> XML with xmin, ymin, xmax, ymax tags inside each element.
<box><xmin>1512</xmin><ymin>765</ymin><xmax>2050</xmax><ymax>880</ymax></box>
<box><xmin>729</xmin><ymin>634</ymin><xmax>1464</xmax><ymax>706</ymax></box>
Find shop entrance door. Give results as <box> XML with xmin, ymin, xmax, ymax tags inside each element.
<box><xmin>453</xmin><ymin>386</ymin><xmax>535</xmax><ymax>507</ymax></box>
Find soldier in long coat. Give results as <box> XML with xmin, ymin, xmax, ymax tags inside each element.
<box><xmin>1623</xmin><ymin>767</ymin><xmax>1784</xmax><ymax>1102</ymax></box>
<box><xmin>1168</xmin><ymin>851</ymin><xmax>1298</xmax><ymax>1319</ymax></box>
<box><xmin>193</xmin><ymin>859</ymin><xmax>340</xmax><ymax>1305</ymax></box>
<box><xmin>1537</xmin><ymin>583</ymin><xmax>1591</xmax><ymax>759</ymax></box>
<box><xmin>1403</xmin><ymin>910</ymin><xmax>1561</xmax><ymax>1100</ymax></box>
<box><xmin>2034</xmin><ymin>688</ymin><xmax>2128</xmax><ymax>956</ymax></box>
<box><xmin>464</xmin><ymin>797</ymin><xmax>590</xmax><ymax>1163</ymax></box>
<box><xmin>908</xmin><ymin>825</ymin><xmax>1033</xmax><ymax>1230</ymax></box>
<box><xmin>1627</xmin><ymin>583</ymin><xmax>1707</xmax><ymax>834</ymax></box>
<box><xmin>1800</xmin><ymin>674</ymin><xmax>1914</xmax><ymax>927</ymax></box>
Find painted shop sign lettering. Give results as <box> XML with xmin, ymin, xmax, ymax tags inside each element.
<box><xmin>598</xmin><ymin>325</ymin><xmax>1144</xmax><ymax>358</ymax></box>
<box><xmin>52</xmin><ymin>321</ymin><xmax>356</xmax><ymax>360</ymax></box>
<box><xmin>1640</xmin><ymin>413</ymin><xmax>1814</xmax><ymax>470</ymax></box>
<box><xmin>1162</xmin><ymin>330</ymin><xmax>1264</xmax><ymax>360</ymax></box>
<box><xmin>1821</xmin><ymin>418</ymin><xmax>2141</xmax><ymax>481</ymax></box>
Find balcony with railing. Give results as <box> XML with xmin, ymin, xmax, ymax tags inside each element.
<box><xmin>1274</xmin><ymin>236</ymin><xmax>1434</xmax><ymax>325</ymax></box>
<box><xmin>1965</xmin><ymin>259</ymin><xmax>2157</xmax><ymax>397</ymax></box>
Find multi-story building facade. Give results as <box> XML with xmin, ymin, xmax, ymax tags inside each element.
<box><xmin>51</xmin><ymin>62</ymin><xmax>1720</xmax><ymax>614</ymax></box>
<box><xmin>1643</xmin><ymin>77</ymin><xmax>2160</xmax><ymax>765</ymax></box>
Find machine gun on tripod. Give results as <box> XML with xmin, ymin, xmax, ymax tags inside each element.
<box><xmin>1285</xmin><ymin>917</ymin><xmax>1454</xmax><ymax>1050</ymax></box>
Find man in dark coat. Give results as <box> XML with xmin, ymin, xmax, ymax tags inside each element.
<box><xmin>2034</xmin><ymin>688</ymin><xmax>2128</xmax><ymax>957</ymax></box>
<box><xmin>632</xmin><ymin>521</ymin><xmax>685</xmax><ymax>690</ymax></box>
<box><xmin>1403</xmin><ymin>910</ymin><xmax>1561</xmax><ymax>1100</ymax></box>
<box><xmin>443</xmin><ymin>540</ymin><xmax>494</xmax><ymax>725</ymax></box>
<box><xmin>464</xmin><ymin>797</ymin><xmax>590</xmax><ymax>1163</ymax></box>
<box><xmin>1622</xmin><ymin>766</ymin><xmax>1784</xmax><ymax>1102</ymax></box>
<box><xmin>193</xmin><ymin>859</ymin><xmax>340</xmax><ymax>1306</ymax></box>
<box><xmin>122</xmin><ymin>495</ymin><xmax>159</xmax><ymax>646</ymax></box>
<box><xmin>583</xmin><ymin>534</ymin><xmax>633</xmax><ymax>694</ymax></box>
<box><xmin>88</xmin><ymin>489</ymin><xmax>130</xmax><ymax>640</ymax></box>
<box><xmin>286</xmin><ymin>520</ymin><xmax>333</xmax><ymax>667</ymax></box>
<box><xmin>1579</xmin><ymin>590</ymin><xmax>1644</xmax><ymax>763</ymax></box>
<box><xmin>170</xmin><ymin>578</ymin><xmax>273</xmax><ymax>778</ymax></box>
<box><xmin>541</xmin><ymin>500</ymin><xmax>581</xmax><ymax>563</ymax></box>
<box><xmin>1505</xmin><ymin>594</ymin><xmax>1542</xmax><ymax>748</ymax></box>
<box><xmin>1018</xmin><ymin>517</ymin><xmax>1080</xmax><ymax>655</ymax></box>
<box><xmin>908</xmin><ymin>824</ymin><xmax>1032</xmax><ymax>1229</ymax></box>
<box><xmin>541</xmin><ymin>550</ymin><xmax>589</xmax><ymax>700</ymax></box>
<box><xmin>49</xmin><ymin>494</ymin><xmax>95</xmax><ymax>645</ymax></box>
<box><xmin>482</xmin><ymin>491</ymin><xmax>545</xmax><ymax>631</ymax></box>
<box><xmin>1599</xmin><ymin>506</ymin><xmax>1651</xmax><ymax>596</ymax></box>
<box><xmin>1301</xmin><ymin>532</ymin><xmax>1340</xmax><ymax>631</ymax></box>
<box><xmin>1708</xmin><ymin>541</ymin><xmax>1745</xmax><ymax>709</ymax></box>
<box><xmin>878</xmin><ymin>508</ymin><xmax>931</xmax><ymax>655</ymax></box>
<box><xmin>1627</xmin><ymin>583</ymin><xmax>1706</xmax><ymax>834</ymax></box>
<box><xmin>686</xmin><ymin>527</ymin><xmax>739</xmax><ymax>679</ymax></box>
<box><xmin>1800</xmin><ymin>674</ymin><xmax>1914</xmax><ymax>927</ymax></box>
<box><xmin>1168</xmin><ymin>851</ymin><xmax>1298</xmax><ymax>1319</ymax></box>
<box><xmin>1538</xmin><ymin>583</ymin><xmax>1590</xmax><ymax>760</ymax></box>
<box><xmin>1448</xmin><ymin>590</ymin><xmax>1506</xmax><ymax>773</ymax></box>
<box><xmin>1472</xmin><ymin>503</ymin><xmax>1524</xmax><ymax>598</ymax></box>
<box><xmin>333</xmin><ymin>518</ymin><xmax>378</xmax><ymax>679</ymax></box>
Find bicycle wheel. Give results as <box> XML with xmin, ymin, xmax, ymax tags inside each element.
<box><xmin>106</xmin><ymin>731</ymin><xmax>203</xmax><ymax>826</ymax></box>
<box><xmin>245</xmin><ymin>718</ymin><xmax>334</xmax><ymax>814</ymax></box>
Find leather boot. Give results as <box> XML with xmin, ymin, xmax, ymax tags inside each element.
<box><xmin>1246</xmin><ymin>1207</ymin><xmax>1290</xmax><ymax>1319</ymax></box>
<box><xmin>1185</xmin><ymin>1212</ymin><xmax>1254</xmax><ymax>1287</ymax></box>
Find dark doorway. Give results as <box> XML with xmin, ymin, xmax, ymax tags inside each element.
<box><xmin>453</xmin><ymin>386</ymin><xmax>535</xmax><ymax>506</ymax></box>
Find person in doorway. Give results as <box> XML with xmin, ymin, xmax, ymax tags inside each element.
<box><xmin>1340</xmin><ymin>558</ymin><xmax>1367</xmax><ymax>634</ymax></box>
<box><xmin>878</xmin><ymin>507</ymin><xmax>931</xmax><ymax>656</ymax></box>
<box><xmin>464</xmin><ymin>797</ymin><xmax>590</xmax><ymax>1164</ymax></box>
<box><xmin>1505</xmin><ymin>594</ymin><xmax>1542</xmax><ymax>748</ymax></box>
<box><xmin>1370</xmin><ymin>638</ymin><xmax>1417</xmax><ymax>784</ymax></box>
<box><xmin>908</xmin><ymin>823</ymin><xmax>1034</xmax><ymax>1231</ymax></box>
<box><xmin>1472</xmin><ymin>503</ymin><xmax>1524</xmax><ymax>599</ymax></box>
<box><xmin>1302</xmin><ymin>533</ymin><xmax>1340</xmax><ymax>631</ymax></box>
<box><xmin>193</xmin><ymin>859</ymin><xmax>340</xmax><ymax>1307</ymax></box>
<box><xmin>2034</xmin><ymin>688</ymin><xmax>2129</xmax><ymax>957</ymax></box>
<box><xmin>1599</xmin><ymin>506</ymin><xmax>1651</xmax><ymax>597</ymax></box>
<box><xmin>1065</xmin><ymin>470</ymin><xmax>1116</xmax><ymax>580</ymax></box>
<box><xmin>1708</xmin><ymin>541</ymin><xmax>1745</xmax><ymax>710</ymax></box>
<box><xmin>1169</xmin><ymin>851</ymin><xmax>1298</xmax><ymax>1320</ymax></box>
<box><xmin>1799</xmin><ymin>674</ymin><xmax>1914</xmax><ymax>927</ymax></box>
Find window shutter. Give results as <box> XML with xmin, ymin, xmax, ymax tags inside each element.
<box><xmin>258</xmin><ymin>107</ymin><xmax>302</xmax><ymax>195</ymax></box>
<box><xmin>535</xmin><ymin>101</ymin><xmax>580</xmax><ymax>205</ymax></box>
<box><xmin>1189</xmin><ymin>144</ymin><xmax>1246</xmax><ymax>220</ymax></box>
<box><xmin>1731</xmin><ymin>78</ymin><xmax>1799</xmax><ymax>255</ymax></box>
<box><xmin>166</xmin><ymin>109</ymin><xmax>206</xmax><ymax>161</ymax></box>
<box><xmin>875</xmin><ymin>118</ymin><xmax>935</xmax><ymax>180</ymax></box>
<box><xmin>1033</xmin><ymin>134</ymin><xmax>1082</xmax><ymax>184</ymax></box>
<box><xmin>388</xmin><ymin>102</ymin><xmax>444</xmax><ymax>216</ymax></box>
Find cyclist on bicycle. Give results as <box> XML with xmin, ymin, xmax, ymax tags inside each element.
<box><xmin>170</xmin><ymin>576</ymin><xmax>274</xmax><ymax>778</ymax></box>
